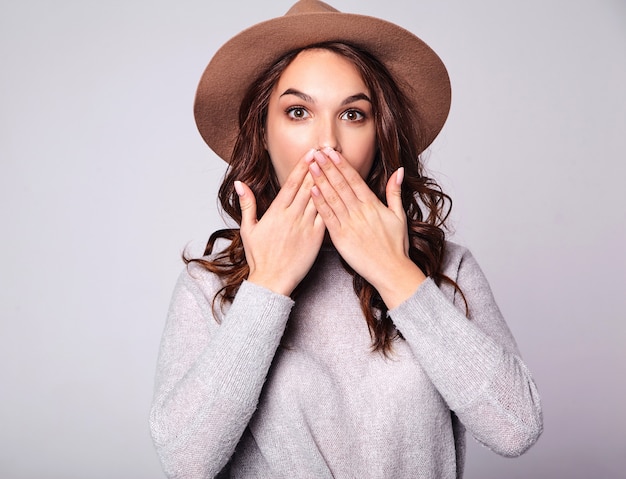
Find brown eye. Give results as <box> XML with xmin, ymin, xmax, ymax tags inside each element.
<box><xmin>341</xmin><ymin>109</ymin><xmax>365</xmax><ymax>122</ymax></box>
<box><xmin>286</xmin><ymin>107</ymin><xmax>309</xmax><ymax>120</ymax></box>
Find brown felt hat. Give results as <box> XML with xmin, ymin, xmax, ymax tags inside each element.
<box><xmin>194</xmin><ymin>0</ymin><xmax>451</xmax><ymax>163</ymax></box>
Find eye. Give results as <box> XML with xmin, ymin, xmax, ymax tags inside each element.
<box><xmin>286</xmin><ymin>107</ymin><xmax>310</xmax><ymax>120</ymax></box>
<box><xmin>341</xmin><ymin>109</ymin><xmax>365</xmax><ymax>122</ymax></box>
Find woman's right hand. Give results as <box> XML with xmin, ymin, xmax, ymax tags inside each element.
<box><xmin>235</xmin><ymin>149</ymin><xmax>326</xmax><ymax>296</ymax></box>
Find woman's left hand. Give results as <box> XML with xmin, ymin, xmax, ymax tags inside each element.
<box><xmin>309</xmin><ymin>148</ymin><xmax>426</xmax><ymax>309</ymax></box>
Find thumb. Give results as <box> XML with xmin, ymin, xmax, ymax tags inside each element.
<box><xmin>386</xmin><ymin>167</ymin><xmax>405</xmax><ymax>218</ymax></box>
<box><xmin>235</xmin><ymin>180</ymin><xmax>258</xmax><ymax>229</ymax></box>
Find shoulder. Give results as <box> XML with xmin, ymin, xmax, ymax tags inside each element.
<box><xmin>441</xmin><ymin>241</ymin><xmax>473</xmax><ymax>279</ymax></box>
<box><xmin>441</xmin><ymin>240</ymin><xmax>502</xmax><ymax>311</ymax></box>
<box><xmin>441</xmin><ymin>240</ymin><xmax>492</xmax><ymax>292</ymax></box>
<box><xmin>174</xmin><ymin>241</ymin><xmax>233</xmax><ymax>314</ymax></box>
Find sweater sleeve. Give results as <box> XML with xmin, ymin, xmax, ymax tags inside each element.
<box><xmin>149</xmin><ymin>264</ymin><xmax>294</xmax><ymax>478</ymax></box>
<box><xmin>389</xmin><ymin>248</ymin><xmax>543</xmax><ymax>457</ymax></box>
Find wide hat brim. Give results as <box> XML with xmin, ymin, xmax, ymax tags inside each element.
<box><xmin>194</xmin><ymin>0</ymin><xmax>451</xmax><ymax>163</ymax></box>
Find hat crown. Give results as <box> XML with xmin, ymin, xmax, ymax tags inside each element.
<box><xmin>195</xmin><ymin>0</ymin><xmax>451</xmax><ymax>163</ymax></box>
<box><xmin>285</xmin><ymin>0</ymin><xmax>339</xmax><ymax>15</ymax></box>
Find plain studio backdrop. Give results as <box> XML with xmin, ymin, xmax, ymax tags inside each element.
<box><xmin>1</xmin><ymin>0</ymin><xmax>624</xmax><ymax>477</ymax></box>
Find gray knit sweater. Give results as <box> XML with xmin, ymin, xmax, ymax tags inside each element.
<box><xmin>150</xmin><ymin>242</ymin><xmax>542</xmax><ymax>478</ymax></box>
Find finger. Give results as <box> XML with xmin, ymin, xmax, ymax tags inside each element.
<box><xmin>274</xmin><ymin>149</ymin><xmax>316</xmax><ymax>207</ymax></box>
<box><xmin>321</xmin><ymin>147</ymin><xmax>375</xmax><ymax>201</ymax></box>
<box><xmin>386</xmin><ymin>167</ymin><xmax>405</xmax><ymax>219</ymax></box>
<box><xmin>290</xmin><ymin>172</ymin><xmax>316</xmax><ymax>213</ymax></box>
<box><xmin>311</xmin><ymin>184</ymin><xmax>341</xmax><ymax>231</ymax></box>
<box><xmin>235</xmin><ymin>180</ymin><xmax>258</xmax><ymax>230</ymax></box>
<box><xmin>311</xmin><ymin>150</ymin><xmax>358</xmax><ymax>208</ymax></box>
<box><xmin>309</xmin><ymin>155</ymin><xmax>350</xmax><ymax>220</ymax></box>
<box><xmin>302</xmin><ymin>189</ymin><xmax>319</xmax><ymax>220</ymax></box>
<box><xmin>313</xmin><ymin>211</ymin><xmax>326</xmax><ymax>239</ymax></box>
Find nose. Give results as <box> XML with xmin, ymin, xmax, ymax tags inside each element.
<box><xmin>317</xmin><ymin>117</ymin><xmax>341</xmax><ymax>153</ymax></box>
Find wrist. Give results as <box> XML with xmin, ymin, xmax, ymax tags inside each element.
<box><xmin>372</xmin><ymin>257</ymin><xmax>426</xmax><ymax>310</ymax></box>
<box><xmin>247</xmin><ymin>272</ymin><xmax>294</xmax><ymax>297</ymax></box>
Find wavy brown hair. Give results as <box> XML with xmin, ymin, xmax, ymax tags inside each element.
<box><xmin>186</xmin><ymin>41</ymin><xmax>465</xmax><ymax>353</ymax></box>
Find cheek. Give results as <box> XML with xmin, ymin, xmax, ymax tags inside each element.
<box><xmin>349</xmin><ymin>132</ymin><xmax>377</xmax><ymax>179</ymax></box>
<box><xmin>266</xmin><ymin>128</ymin><xmax>312</xmax><ymax>185</ymax></box>
<box><xmin>267</xmin><ymin>138</ymin><xmax>297</xmax><ymax>185</ymax></box>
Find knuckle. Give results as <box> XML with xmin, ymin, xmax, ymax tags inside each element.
<box><xmin>283</xmin><ymin>176</ymin><xmax>299</xmax><ymax>190</ymax></box>
<box><xmin>335</xmin><ymin>178</ymin><xmax>350</xmax><ymax>194</ymax></box>
<box><xmin>325</xmin><ymin>190</ymin><xmax>340</xmax><ymax>205</ymax></box>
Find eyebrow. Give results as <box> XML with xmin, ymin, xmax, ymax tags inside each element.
<box><xmin>280</xmin><ymin>88</ymin><xmax>371</xmax><ymax>106</ymax></box>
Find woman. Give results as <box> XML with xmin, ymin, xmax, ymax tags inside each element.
<box><xmin>150</xmin><ymin>1</ymin><xmax>543</xmax><ymax>477</ymax></box>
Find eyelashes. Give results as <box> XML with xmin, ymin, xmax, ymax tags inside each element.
<box><xmin>285</xmin><ymin>106</ymin><xmax>368</xmax><ymax>122</ymax></box>
<box><xmin>285</xmin><ymin>106</ymin><xmax>310</xmax><ymax>120</ymax></box>
<box><xmin>340</xmin><ymin>109</ymin><xmax>366</xmax><ymax>121</ymax></box>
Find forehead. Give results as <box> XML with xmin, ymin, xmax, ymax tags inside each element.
<box><xmin>274</xmin><ymin>48</ymin><xmax>368</xmax><ymax>92</ymax></box>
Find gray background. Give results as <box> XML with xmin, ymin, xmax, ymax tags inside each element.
<box><xmin>1</xmin><ymin>0</ymin><xmax>625</xmax><ymax>477</ymax></box>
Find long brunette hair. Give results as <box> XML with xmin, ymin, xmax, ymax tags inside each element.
<box><xmin>186</xmin><ymin>42</ymin><xmax>463</xmax><ymax>353</ymax></box>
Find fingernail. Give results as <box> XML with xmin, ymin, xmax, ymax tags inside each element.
<box><xmin>325</xmin><ymin>148</ymin><xmax>340</xmax><ymax>164</ymax></box>
<box><xmin>313</xmin><ymin>150</ymin><xmax>328</xmax><ymax>165</ymax></box>
<box><xmin>234</xmin><ymin>180</ymin><xmax>245</xmax><ymax>196</ymax></box>
<box><xmin>396</xmin><ymin>167</ymin><xmax>404</xmax><ymax>186</ymax></box>
<box><xmin>311</xmin><ymin>185</ymin><xmax>321</xmax><ymax>197</ymax></box>
<box><xmin>303</xmin><ymin>148</ymin><xmax>316</xmax><ymax>163</ymax></box>
<box><xmin>309</xmin><ymin>161</ymin><xmax>322</xmax><ymax>176</ymax></box>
